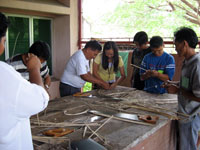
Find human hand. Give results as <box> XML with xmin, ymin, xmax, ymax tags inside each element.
<box><xmin>109</xmin><ymin>82</ymin><xmax>117</xmax><ymax>89</ymax></box>
<box><xmin>150</xmin><ymin>70</ymin><xmax>159</xmax><ymax>77</ymax></box>
<box><xmin>145</xmin><ymin>70</ymin><xmax>152</xmax><ymax>78</ymax></box>
<box><xmin>162</xmin><ymin>81</ymin><xmax>179</xmax><ymax>94</ymax></box>
<box><xmin>166</xmin><ymin>85</ymin><xmax>179</xmax><ymax>94</ymax></box>
<box><xmin>101</xmin><ymin>82</ymin><xmax>110</xmax><ymax>90</ymax></box>
<box><xmin>161</xmin><ymin>80</ymin><xmax>179</xmax><ymax>88</ymax></box>
<box><xmin>141</xmin><ymin>70</ymin><xmax>151</xmax><ymax>80</ymax></box>
<box><xmin>26</xmin><ymin>53</ymin><xmax>41</xmax><ymax>71</ymax></box>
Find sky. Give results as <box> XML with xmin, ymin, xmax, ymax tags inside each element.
<box><xmin>82</xmin><ymin>0</ymin><xmax>123</xmax><ymax>38</ymax></box>
<box><xmin>82</xmin><ymin>0</ymin><xmax>120</xmax><ymax>19</ymax></box>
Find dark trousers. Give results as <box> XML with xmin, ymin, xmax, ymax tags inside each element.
<box><xmin>59</xmin><ymin>82</ymin><xmax>81</xmax><ymax>97</ymax></box>
<box><xmin>132</xmin><ymin>73</ymin><xmax>144</xmax><ymax>90</ymax></box>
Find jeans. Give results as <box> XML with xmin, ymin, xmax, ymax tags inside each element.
<box><xmin>59</xmin><ymin>82</ymin><xmax>81</xmax><ymax>97</ymax></box>
<box><xmin>178</xmin><ymin>114</ymin><xmax>200</xmax><ymax>150</ymax></box>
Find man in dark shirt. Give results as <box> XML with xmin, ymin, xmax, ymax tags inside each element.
<box><xmin>131</xmin><ymin>31</ymin><xmax>151</xmax><ymax>90</ymax></box>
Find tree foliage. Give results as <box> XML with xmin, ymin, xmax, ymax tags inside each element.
<box><xmin>103</xmin><ymin>0</ymin><xmax>200</xmax><ymax>37</ymax></box>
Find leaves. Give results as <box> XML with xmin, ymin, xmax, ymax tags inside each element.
<box><xmin>83</xmin><ymin>0</ymin><xmax>200</xmax><ymax>37</ymax></box>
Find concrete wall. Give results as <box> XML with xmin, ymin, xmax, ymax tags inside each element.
<box><xmin>0</xmin><ymin>0</ymin><xmax>79</xmax><ymax>99</ymax></box>
<box><xmin>0</xmin><ymin>0</ymin><xmax>70</xmax><ymax>15</ymax></box>
<box><xmin>53</xmin><ymin>15</ymin><xmax>71</xmax><ymax>79</ymax></box>
<box><xmin>131</xmin><ymin>120</ymin><xmax>177</xmax><ymax>150</ymax></box>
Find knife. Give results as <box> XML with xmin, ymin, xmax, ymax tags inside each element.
<box><xmin>89</xmin><ymin>110</ymin><xmax>159</xmax><ymax>124</ymax></box>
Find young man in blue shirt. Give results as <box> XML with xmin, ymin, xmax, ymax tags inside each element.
<box><xmin>140</xmin><ymin>36</ymin><xmax>175</xmax><ymax>94</ymax></box>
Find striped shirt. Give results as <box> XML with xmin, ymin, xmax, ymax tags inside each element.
<box><xmin>6</xmin><ymin>54</ymin><xmax>49</xmax><ymax>81</ymax></box>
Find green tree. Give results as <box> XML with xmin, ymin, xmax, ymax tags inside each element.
<box><xmin>151</xmin><ymin>0</ymin><xmax>200</xmax><ymax>26</ymax></box>
<box><xmin>103</xmin><ymin>0</ymin><xmax>200</xmax><ymax>37</ymax></box>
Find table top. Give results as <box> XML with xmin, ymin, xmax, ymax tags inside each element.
<box><xmin>32</xmin><ymin>86</ymin><xmax>178</xmax><ymax>150</ymax></box>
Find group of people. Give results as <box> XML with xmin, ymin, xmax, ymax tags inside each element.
<box><xmin>131</xmin><ymin>29</ymin><xmax>200</xmax><ymax>150</ymax></box>
<box><xmin>0</xmin><ymin>11</ymin><xmax>200</xmax><ymax>150</ymax></box>
<box><xmin>59</xmin><ymin>29</ymin><xmax>200</xmax><ymax>150</ymax></box>
<box><xmin>0</xmin><ymin>12</ymin><xmax>126</xmax><ymax>150</ymax></box>
<box><xmin>60</xmin><ymin>31</ymin><xmax>176</xmax><ymax>97</ymax></box>
<box><xmin>131</xmin><ymin>32</ymin><xmax>175</xmax><ymax>94</ymax></box>
<box><xmin>59</xmin><ymin>40</ymin><xmax>126</xmax><ymax>97</ymax></box>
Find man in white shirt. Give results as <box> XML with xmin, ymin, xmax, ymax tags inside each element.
<box><xmin>60</xmin><ymin>40</ymin><xmax>110</xmax><ymax>97</ymax></box>
<box><xmin>0</xmin><ymin>12</ymin><xmax>49</xmax><ymax>150</ymax></box>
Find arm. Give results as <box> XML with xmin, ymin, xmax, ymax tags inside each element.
<box><xmin>141</xmin><ymin>70</ymin><xmax>151</xmax><ymax>80</ymax></box>
<box><xmin>150</xmin><ymin>70</ymin><xmax>170</xmax><ymax>82</ymax></box>
<box><xmin>130</xmin><ymin>68</ymin><xmax>135</xmax><ymax>85</ymax></box>
<box><xmin>164</xmin><ymin>84</ymin><xmax>200</xmax><ymax>102</ymax></box>
<box><xmin>164</xmin><ymin>83</ymin><xmax>179</xmax><ymax>94</ymax></box>
<box><xmin>26</xmin><ymin>54</ymin><xmax>44</xmax><ymax>88</ymax></box>
<box><xmin>130</xmin><ymin>52</ymin><xmax>135</xmax><ymax>84</ymax></box>
<box><xmin>16</xmin><ymin>54</ymin><xmax>49</xmax><ymax>117</ymax></box>
<box><xmin>93</xmin><ymin>62</ymin><xmax>107</xmax><ymax>83</ymax></box>
<box><xmin>180</xmin><ymin>88</ymin><xmax>200</xmax><ymax>102</ymax></box>
<box><xmin>162</xmin><ymin>55</ymin><xmax>175</xmax><ymax>82</ymax></box>
<box><xmin>44</xmin><ymin>74</ymin><xmax>51</xmax><ymax>89</ymax></box>
<box><xmin>141</xmin><ymin>70</ymin><xmax>169</xmax><ymax>81</ymax></box>
<box><xmin>140</xmin><ymin>56</ymin><xmax>149</xmax><ymax>80</ymax></box>
<box><xmin>80</xmin><ymin>72</ymin><xmax>110</xmax><ymax>89</ymax></box>
<box><xmin>44</xmin><ymin>74</ymin><xmax>51</xmax><ymax>97</ymax></box>
<box><xmin>141</xmin><ymin>56</ymin><xmax>174</xmax><ymax>82</ymax></box>
<box><xmin>110</xmin><ymin>66</ymin><xmax>126</xmax><ymax>89</ymax></box>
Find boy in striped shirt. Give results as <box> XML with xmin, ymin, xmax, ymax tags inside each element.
<box><xmin>6</xmin><ymin>40</ymin><xmax>51</xmax><ymax>92</ymax></box>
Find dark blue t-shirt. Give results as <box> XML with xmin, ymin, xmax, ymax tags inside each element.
<box><xmin>140</xmin><ymin>52</ymin><xmax>175</xmax><ymax>94</ymax></box>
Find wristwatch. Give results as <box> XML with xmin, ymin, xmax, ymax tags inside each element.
<box><xmin>45</xmin><ymin>84</ymin><xmax>49</xmax><ymax>89</ymax></box>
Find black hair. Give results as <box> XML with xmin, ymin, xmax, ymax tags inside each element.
<box><xmin>84</xmin><ymin>40</ymin><xmax>102</xmax><ymax>51</ymax></box>
<box><xmin>150</xmin><ymin>36</ymin><xmax>163</xmax><ymax>49</ymax></box>
<box><xmin>102</xmin><ymin>41</ymin><xmax>119</xmax><ymax>72</ymax></box>
<box><xmin>133</xmin><ymin>31</ymin><xmax>148</xmax><ymax>46</ymax></box>
<box><xmin>29</xmin><ymin>40</ymin><xmax>50</xmax><ymax>60</ymax></box>
<box><xmin>174</xmin><ymin>27</ymin><xmax>198</xmax><ymax>49</ymax></box>
<box><xmin>0</xmin><ymin>12</ymin><xmax>9</xmax><ymax>40</ymax></box>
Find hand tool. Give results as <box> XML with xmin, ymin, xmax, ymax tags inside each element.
<box><xmin>166</xmin><ymin>80</ymin><xmax>179</xmax><ymax>87</ymax></box>
<box><xmin>89</xmin><ymin>110</ymin><xmax>159</xmax><ymax>124</ymax></box>
<box><xmin>43</xmin><ymin>128</ymin><xmax>74</xmax><ymax>137</ymax></box>
<box><xmin>131</xmin><ymin>64</ymin><xmax>146</xmax><ymax>71</ymax></box>
<box><xmin>73</xmin><ymin>92</ymin><xmax>92</xmax><ymax>97</ymax></box>
<box><xmin>162</xmin><ymin>80</ymin><xmax>179</xmax><ymax>88</ymax></box>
